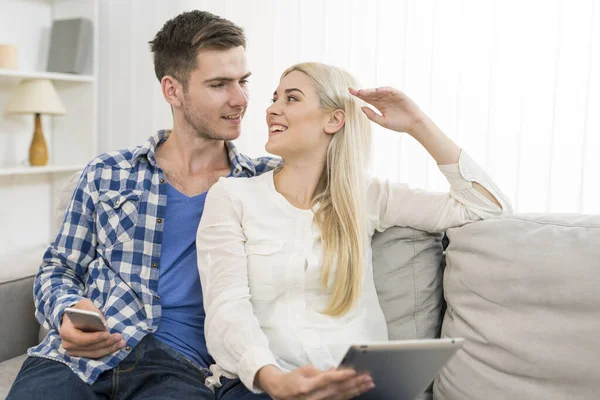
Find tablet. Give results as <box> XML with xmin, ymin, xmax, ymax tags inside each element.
<box><xmin>338</xmin><ymin>338</ymin><xmax>464</xmax><ymax>400</ymax></box>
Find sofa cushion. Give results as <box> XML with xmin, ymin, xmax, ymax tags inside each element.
<box><xmin>435</xmin><ymin>214</ymin><xmax>600</xmax><ymax>400</ymax></box>
<box><xmin>371</xmin><ymin>227</ymin><xmax>444</xmax><ymax>400</ymax></box>
<box><xmin>371</xmin><ymin>227</ymin><xmax>444</xmax><ymax>340</ymax></box>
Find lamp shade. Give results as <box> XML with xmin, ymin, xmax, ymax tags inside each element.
<box><xmin>5</xmin><ymin>79</ymin><xmax>66</xmax><ymax>115</ymax></box>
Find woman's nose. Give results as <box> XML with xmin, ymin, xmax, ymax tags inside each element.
<box><xmin>266</xmin><ymin>101</ymin><xmax>281</xmax><ymax>115</ymax></box>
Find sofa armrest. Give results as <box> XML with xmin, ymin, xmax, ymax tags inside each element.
<box><xmin>0</xmin><ymin>251</ymin><xmax>43</xmax><ymax>363</ymax></box>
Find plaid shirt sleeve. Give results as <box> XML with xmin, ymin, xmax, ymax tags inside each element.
<box><xmin>34</xmin><ymin>164</ymin><xmax>98</xmax><ymax>331</ymax></box>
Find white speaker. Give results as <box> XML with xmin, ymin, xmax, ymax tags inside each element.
<box><xmin>46</xmin><ymin>18</ymin><xmax>94</xmax><ymax>75</ymax></box>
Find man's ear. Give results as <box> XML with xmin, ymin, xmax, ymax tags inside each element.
<box><xmin>324</xmin><ymin>109</ymin><xmax>345</xmax><ymax>135</ymax></box>
<box><xmin>161</xmin><ymin>76</ymin><xmax>183</xmax><ymax>108</ymax></box>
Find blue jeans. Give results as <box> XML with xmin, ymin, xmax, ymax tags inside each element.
<box><xmin>216</xmin><ymin>378</ymin><xmax>272</xmax><ymax>400</ymax></box>
<box><xmin>7</xmin><ymin>335</ymin><xmax>214</xmax><ymax>400</ymax></box>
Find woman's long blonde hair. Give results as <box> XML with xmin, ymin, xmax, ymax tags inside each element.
<box><xmin>281</xmin><ymin>62</ymin><xmax>372</xmax><ymax>316</ymax></box>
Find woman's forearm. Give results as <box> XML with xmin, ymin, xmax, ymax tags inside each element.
<box><xmin>255</xmin><ymin>365</ymin><xmax>283</xmax><ymax>394</ymax></box>
<box><xmin>410</xmin><ymin>117</ymin><xmax>502</xmax><ymax>209</ymax></box>
<box><xmin>409</xmin><ymin>116</ymin><xmax>460</xmax><ymax>165</ymax></box>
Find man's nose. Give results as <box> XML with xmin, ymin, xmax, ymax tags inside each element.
<box><xmin>229</xmin><ymin>84</ymin><xmax>248</xmax><ymax>108</ymax></box>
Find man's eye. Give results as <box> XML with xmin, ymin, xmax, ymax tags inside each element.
<box><xmin>211</xmin><ymin>83</ymin><xmax>225</xmax><ymax>88</ymax></box>
<box><xmin>271</xmin><ymin>98</ymin><xmax>277</xmax><ymax>103</ymax></box>
<box><xmin>240</xmin><ymin>79</ymin><xmax>249</xmax><ymax>85</ymax></box>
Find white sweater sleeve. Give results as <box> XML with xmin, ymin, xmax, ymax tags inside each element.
<box><xmin>368</xmin><ymin>150</ymin><xmax>513</xmax><ymax>233</ymax></box>
<box><xmin>196</xmin><ymin>178</ymin><xmax>279</xmax><ymax>393</ymax></box>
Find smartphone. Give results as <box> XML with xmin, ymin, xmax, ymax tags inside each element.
<box><xmin>64</xmin><ymin>307</ymin><xmax>108</xmax><ymax>332</ymax></box>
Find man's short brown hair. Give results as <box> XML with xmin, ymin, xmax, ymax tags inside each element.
<box><xmin>149</xmin><ymin>10</ymin><xmax>246</xmax><ymax>89</ymax></box>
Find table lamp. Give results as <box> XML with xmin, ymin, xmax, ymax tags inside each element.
<box><xmin>5</xmin><ymin>79</ymin><xmax>66</xmax><ymax>166</ymax></box>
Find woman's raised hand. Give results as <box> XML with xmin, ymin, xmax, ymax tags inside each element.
<box><xmin>349</xmin><ymin>87</ymin><xmax>427</xmax><ymax>137</ymax></box>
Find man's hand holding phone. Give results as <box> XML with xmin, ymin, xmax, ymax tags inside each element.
<box><xmin>60</xmin><ymin>298</ymin><xmax>126</xmax><ymax>359</ymax></box>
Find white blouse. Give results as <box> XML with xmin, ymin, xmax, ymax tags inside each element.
<box><xmin>196</xmin><ymin>151</ymin><xmax>512</xmax><ymax>393</ymax></box>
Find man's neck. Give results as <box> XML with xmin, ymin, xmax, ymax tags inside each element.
<box><xmin>156</xmin><ymin>129</ymin><xmax>230</xmax><ymax>175</ymax></box>
<box><xmin>155</xmin><ymin>129</ymin><xmax>231</xmax><ymax>197</ymax></box>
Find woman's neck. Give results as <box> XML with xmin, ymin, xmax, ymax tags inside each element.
<box><xmin>274</xmin><ymin>158</ymin><xmax>326</xmax><ymax>210</ymax></box>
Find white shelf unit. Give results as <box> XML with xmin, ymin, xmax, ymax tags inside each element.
<box><xmin>0</xmin><ymin>164</ymin><xmax>85</xmax><ymax>177</ymax></box>
<box><xmin>0</xmin><ymin>68</ymin><xmax>96</xmax><ymax>83</ymax></box>
<box><xmin>0</xmin><ymin>0</ymin><xmax>98</xmax><ymax>259</ymax></box>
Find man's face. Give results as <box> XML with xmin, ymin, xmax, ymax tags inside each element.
<box><xmin>180</xmin><ymin>46</ymin><xmax>250</xmax><ymax>141</ymax></box>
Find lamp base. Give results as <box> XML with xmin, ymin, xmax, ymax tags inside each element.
<box><xmin>29</xmin><ymin>113</ymin><xmax>48</xmax><ymax>166</ymax></box>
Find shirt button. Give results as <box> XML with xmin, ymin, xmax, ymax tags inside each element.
<box><xmin>160</xmin><ymin>179</ymin><xmax>165</xmax><ymax>184</ymax></box>
<box><xmin>148</xmin><ymin>328</ymin><xmax>154</xmax><ymax>332</ymax></box>
<box><xmin>125</xmin><ymin>346</ymin><xmax>131</xmax><ymax>351</ymax></box>
<box><xmin>115</xmin><ymin>200</ymin><xmax>120</xmax><ymax>207</ymax></box>
<box><xmin>248</xmin><ymin>245</ymin><xmax>255</xmax><ymax>252</ymax></box>
<box><xmin>153</xmin><ymin>295</ymin><xmax>160</xmax><ymax>300</ymax></box>
<box><xmin>295</xmin><ymin>314</ymin><xmax>302</xmax><ymax>321</ymax></box>
<box><xmin>152</xmin><ymin>263</ymin><xmax>158</xmax><ymax>268</ymax></box>
<box><xmin>157</xmin><ymin>218</ymin><xmax>163</xmax><ymax>223</ymax></box>
<box><xmin>293</xmin><ymin>283</ymin><xmax>301</xmax><ymax>290</ymax></box>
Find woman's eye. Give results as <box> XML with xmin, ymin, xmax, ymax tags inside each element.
<box><xmin>270</xmin><ymin>96</ymin><xmax>297</xmax><ymax>103</ymax></box>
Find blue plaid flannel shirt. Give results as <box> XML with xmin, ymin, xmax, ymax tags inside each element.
<box><xmin>29</xmin><ymin>130</ymin><xmax>281</xmax><ymax>384</ymax></box>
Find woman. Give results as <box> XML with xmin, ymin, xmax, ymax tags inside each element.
<box><xmin>197</xmin><ymin>62</ymin><xmax>511</xmax><ymax>400</ymax></box>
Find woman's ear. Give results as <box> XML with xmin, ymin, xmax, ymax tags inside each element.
<box><xmin>324</xmin><ymin>109</ymin><xmax>346</xmax><ymax>135</ymax></box>
<box><xmin>161</xmin><ymin>75</ymin><xmax>183</xmax><ymax>108</ymax></box>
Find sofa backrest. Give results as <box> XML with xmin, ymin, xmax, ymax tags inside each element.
<box><xmin>435</xmin><ymin>214</ymin><xmax>600</xmax><ymax>400</ymax></box>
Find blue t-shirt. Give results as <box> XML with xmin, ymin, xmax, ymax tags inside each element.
<box><xmin>154</xmin><ymin>183</ymin><xmax>213</xmax><ymax>368</ymax></box>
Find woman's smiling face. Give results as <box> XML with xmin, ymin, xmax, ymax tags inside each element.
<box><xmin>265</xmin><ymin>70</ymin><xmax>335</xmax><ymax>159</ymax></box>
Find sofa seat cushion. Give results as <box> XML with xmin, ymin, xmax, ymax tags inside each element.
<box><xmin>435</xmin><ymin>214</ymin><xmax>600</xmax><ymax>400</ymax></box>
<box><xmin>0</xmin><ymin>354</ymin><xmax>27</xmax><ymax>398</ymax></box>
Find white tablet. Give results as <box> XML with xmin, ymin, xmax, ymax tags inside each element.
<box><xmin>338</xmin><ymin>338</ymin><xmax>464</xmax><ymax>400</ymax></box>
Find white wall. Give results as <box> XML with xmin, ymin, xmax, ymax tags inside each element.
<box><xmin>98</xmin><ymin>0</ymin><xmax>600</xmax><ymax>214</ymax></box>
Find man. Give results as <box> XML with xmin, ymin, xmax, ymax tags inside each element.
<box><xmin>8</xmin><ymin>10</ymin><xmax>367</xmax><ymax>400</ymax></box>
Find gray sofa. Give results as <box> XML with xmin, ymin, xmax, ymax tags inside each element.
<box><xmin>1</xmin><ymin>213</ymin><xmax>599</xmax><ymax>399</ymax></box>
<box><xmin>0</xmin><ymin>251</ymin><xmax>42</xmax><ymax>399</ymax></box>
